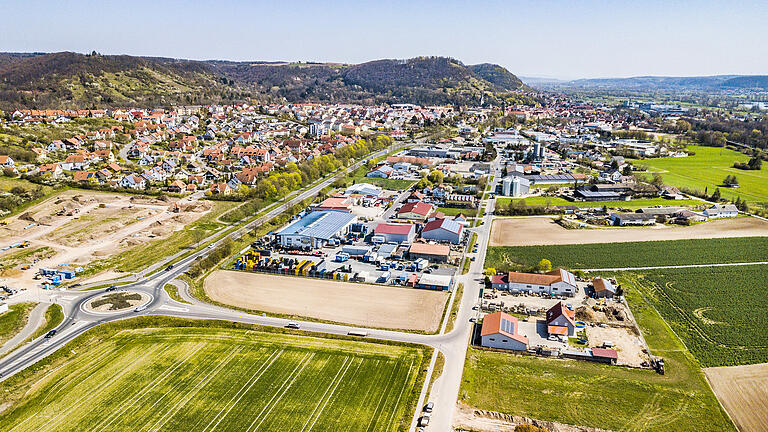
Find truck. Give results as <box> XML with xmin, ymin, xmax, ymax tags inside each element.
<box><xmin>335</xmin><ymin>252</ymin><xmax>350</xmax><ymax>262</ymax></box>
<box><xmin>377</xmin><ymin>271</ymin><xmax>391</xmax><ymax>283</ymax></box>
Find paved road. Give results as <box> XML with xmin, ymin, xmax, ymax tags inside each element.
<box><xmin>0</xmin><ymin>141</ymin><xmax>411</xmax><ymax>378</ymax></box>
<box><xmin>0</xmin><ymin>303</ymin><xmax>49</xmax><ymax>356</ymax></box>
<box><xmin>0</xmin><ymin>138</ymin><xmax>490</xmax><ymax>432</ymax></box>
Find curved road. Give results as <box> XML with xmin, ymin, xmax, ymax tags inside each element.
<box><xmin>0</xmin><ymin>140</ymin><xmax>498</xmax><ymax>432</ymax></box>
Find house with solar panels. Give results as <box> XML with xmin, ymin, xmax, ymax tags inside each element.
<box><xmin>275</xmin><ymin>210</ymin><xmax>357</xmax><ymax>249</ymax></box>
<box><xmin>480</xmin><ymin>312</ymin><xmax>529</xmax><ymax>351</ymax></box>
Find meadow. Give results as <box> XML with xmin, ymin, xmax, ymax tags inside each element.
<box><xmin>623</xmin><ymin>265</ymin><xmax>768</xmax><ymax>367</ymax></box>
<box><xmin>0</xmin><ymin>323</ymin><xmax>426</xmax><ymax>432</ymax></box>
<box><xmin>460</xmin><ymin>278</ymin><xmax>735</xmax><ymax>432</ymax></box>
<box><xmin>485</xmin><ymin>236</ymin><xmax>768</xmax><ymax>270</ymax></box>
<box><xmin>633</xmin><ymin>145</ymin><xmax>768</xmax><ymax>209</ymax></box>
<box><xmin>0</xmin><ymin>302</ymin><xmax>36</xmax><ymax>348</ymax></box>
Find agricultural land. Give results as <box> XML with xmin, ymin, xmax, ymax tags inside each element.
<box><xmin>486</xmin><ymin>236</ymin><xmax>768</xmax><ymax>271</ymax></box>
<box><xmin>459</xmin><ymin>283</ymin><xmax>734</xmax><ymax>432</ymax></box>
<box><xmin>489</xmin><ymin>216</ymin><xmax>768</xmax><ymax>247</ymax></box>
<box><xmin>704</xmin><ymin>363</ymin><xmax>768</xmax><ymax>432</ymax></box>
<box><xmin>204</xmin><ymin>271</ymin><xmax>448</xmax><ymax>332</ymax></box>
<box><xmin>632</xmin><ymin>145</ymin><xmax>768</xmax><ymax>210</ymax></box>
<box><xmin>0</xmin><ymin>320</ymin><xmax>427</xmax><ymax>432</ymax></box>
<box><xmin>621</xmin><ymin>267</ymin><xmax>768</xmax><ymax>367</ymax></box>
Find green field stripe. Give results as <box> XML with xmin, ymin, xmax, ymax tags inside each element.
<box><xmin>315</xmin><ymin>356</ymin><xmax>367</xmax><ymax>432</ymax></box>
<box><xmin>11</xmin><ymin>343</ymin><xmax>171</xmax><ymax>432</ymax></box>
<box><xmin>35</xmin><ymin>342</ymin><xmax>125</xmax><ymax>406</ymax></box>
<box><xmin>246</xmin><ymin>352</ymin><xmax>316</xmax><ymax>432</ymax></box>
<box><xmin>143</xmin><ymin>345</ymin><xmax>244</xmax><ymax>432</ymax></box>
<box><xmin>383</xmin><ymin>357</ymin><xmax>416</xmax><ymax>431</ymax></box>
<box><xmin>364</xmin><ymin>359</ymin><xmax>402</xmax><ymax>432</ymax></box>
<box><xmin>128</xmin><ymin>342</ymin><xmax>236</xmax><ymax>432</ymax></box>
<box><xmin>89</xmin><ymin>341</ymin><xmax>208</xmax><ymax>431</ymax></box>
<box><xmin>201</xmin><ymin>348</ymin><xmax>286</xmax><ymax>432</ymax></box>
<box><xmin>301</xmin><ymin>356</ymin><xmax>355</xmax><ymax>432</ymax></box>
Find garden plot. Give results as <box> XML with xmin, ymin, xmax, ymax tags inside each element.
<box><xmin>0</xmin><ymin>326</ymin><xmax>425</xmax><ymax>432</ymax></box>
<box><xmin>0</xmin><ymin>190</ymin><xmax>213</xmax><ymax>289</ymax></box>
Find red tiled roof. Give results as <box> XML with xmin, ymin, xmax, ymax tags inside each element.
<box><xmin>375</xmin><ymin>223</ymin><xmax>414</xmax><ymax>235</ymax></box>
<box><xmin>481</xmin><ymin>312</ymin><xmax>529</xmax><ymax>344</ymax></box>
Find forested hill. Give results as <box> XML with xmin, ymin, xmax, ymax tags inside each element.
<box><xmin>0</xmin><ymin>52</ymin><xmax>527</xmax><ymax>110</ymax></box>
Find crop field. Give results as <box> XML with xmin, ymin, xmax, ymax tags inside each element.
<box><xmin>496</xmin><ymin>196</ymin><xmax>697</xmax><ymax>209</ymax></box>
<box><xmin>624</xmin><ymin>265</ymin><xmax>768</xmax><ymax>367</ymax></box>
<box><xmin>459</xmin><ymin>277</ymin><xmax>735</xmax><ymax>432</ymax></box>
<box><xmin>0</xmin><ymin>325</ymin><xmax>425</xmax><ymax>432</ymax></box>
<box><xmin>633</xmin><ymin>145</ymin><xmax>768</xmax><ymax>209</ymax></box>
<box><xmin>485</xmin><ymin>236</ymin><xmax>768</xmax><ymax>271</ymax></box>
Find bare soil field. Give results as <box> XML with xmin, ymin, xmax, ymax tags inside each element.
<box><xmin>0</xmin><ymin>190</ymin><xmax>212</xmax><ymax>289</ymax></box>
<box><xmin>205</xmin><ymin>270</ymin><xmax>448</xmax><ymax>332</ymax></box>
<box><xmin>584</xmin><ymin>325</ymin><xmax>648</xmax><ymax>367</ymax></box>
<box><xmin>704</xmin><ymin>363</ymin><xmax>768</xmax><ymax>432</ymax></box>
<box><xmin>453</xmin><ymin>402</ymin><xmax>613</xmax><ymax>432</ymax></box>
<box><xmin>490</xmin><ymin>216</ymin><xmax>768</xmax><ymax>246</ymax></box>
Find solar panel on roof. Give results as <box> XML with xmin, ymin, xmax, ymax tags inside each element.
<box><xmin>501</xmin><ymin>318</ymin><xmax>515</xmax><ymax>335</ymax></box>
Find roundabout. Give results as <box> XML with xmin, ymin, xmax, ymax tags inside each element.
<box><xmin>81</xmin><ymin>290</ymin><xmax>153</xmax><ymax>315</ymax></box>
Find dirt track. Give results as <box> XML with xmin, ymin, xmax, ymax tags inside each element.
<box><xmin>490</xmin><ymin>216</ymin><xmax>768</xmax><ymax>246</ymax></box>
<box><xmin>704</xmin><ymin>363</ymin><xmax>768</xmax><ymax>432</ymax></box>
<box><xmin>205</xmin><ymin>270</ymin><xmax>448</xmax><ymax>332</ymax></box>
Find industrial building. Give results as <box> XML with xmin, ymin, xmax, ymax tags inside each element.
<box><xmin>415</xmin><ymin>274</ymin><xmax>452</xmax><ymax>291</ymax></box>
<box><xmin>503</xmin><ymin>268</ymin><xmax>577</xmax><ymax>297</ymax></box>
<box><xmin>593</xmin><ymin>277</ymin><xmax>616</xmax><ymax>298</ymax></box>
<box><xmin>345</xmin><ymin>183</ymin><xmax>382</xmax><ymax>198</ymax></box>
<box><xmin>421</xmin><ymin>218</ymin><xmax>463</xmax><ymax>244</ymax></box>
<box><xmin>480</xmin><ymin>312</ymin><xmax>529</xmax><ymax>351</ymax></box>
<box><xmin>276</xmin><ymin>210</ymin><xmax>358</xmax><ymax>249</ymax></box>
<box><xmin>373</xmin><ymin>223</ymin><xmax>416</xmax><ymax>244</ymax></box>
<box><xmin>501</xmin><ymin>175</ymin><xmax>530</xmax><ymax>197</ymax></box>
<box><xmin>408</xmin><ymin>242</ymin><xmax>450</xmax><ymax>263</ymax></box>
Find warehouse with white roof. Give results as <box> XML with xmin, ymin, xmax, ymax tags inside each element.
<box><xmin>275</xmin><ymin>210</ymin><xmax>357</xmax><ymax>249</ymax></box>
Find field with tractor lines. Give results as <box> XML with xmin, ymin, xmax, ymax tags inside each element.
<box><xmin>0</xmin><ymin>326</ymin><xmax>426</xmax><ymax>432</ymax></box>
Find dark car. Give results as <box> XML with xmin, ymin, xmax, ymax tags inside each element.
<box><xmin>45</xmin><ymin>329</ymin><xmax>57</xmax><ymax>338</ymax></box>
<box><xmin>105</xmin><ymin>285</ymin><xmax>117</xmax><ymax>292</ymax></box>
<box><xmin>165</xmin><ymin>264</ymin><xmax>174</xmax><ymax>271</ymax></box>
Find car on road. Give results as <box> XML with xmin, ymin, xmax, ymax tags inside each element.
<box><xmin>71</xmin><ymin>283</ymin><xmax>81</xmax><ymax>288</ymax></box>
<box><xmin>285</xmin><ymin>322</ymin><xmax>300</xmax><ymax>329</ymax></box>
<box><xmin>45</xmin><ymin>329</ymin><xmax>57</xmax><ymax>338</ymax></box>
<box><xmin>165</xmin><ymin>264</ymin><xmax>174</xmax><ymax>271</ymax></box>
<box><xmin>424</xmin><ymin>401</ymin><xmax>434</xmax><ymax>413</ymax></box>
<box><xmin>134</xmin><ymin>305</ymin><xmax>147</xmax><ymax>313</ymax></box>
<box><xmin>105</xmin><ymin>285</ymin><xmax>117</xmax><ymax>292</ymax></box>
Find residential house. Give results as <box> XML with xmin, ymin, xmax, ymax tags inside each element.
<box><xmin>505</xmin><ymin>268</ymin><xmax>577</xmax><ymax>297</ymax></box>
<box><xmin>592</xmin><ymin>277</ymin><xmax>616</xmax><ymax>298</ymax></box>
<box><xmin>480</xmin><ymin>312</ymin><xmax>529</xmax><ymax>351</ymax></box>
<box><xmin>703</xmin><ymin>204</ymin><xmax>738</xmax><ymax>219</ymax></box>
<box><xmin>546</xmin><ymin>301</ymin><xmax>576</xmax><ymax>336</ymax></box>
<box><xmin>120</xmin><ymin>174</ymin><xmax>147</xmax><ymax>190</ymax></box>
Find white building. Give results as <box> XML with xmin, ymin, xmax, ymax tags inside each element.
<box><xmin>703</xmin><ymin>204</ymin><xmax>738</xmax><ymax>219</ymax></box>
<box><xmin>505</xmin><ymin>268</ymin><xmax>577</xmax><ymax>297</ymax></box>
<box><xmin>480</xmin><ymin>312</ymin><xmax>529</xmax><ymax>351</ymax></box>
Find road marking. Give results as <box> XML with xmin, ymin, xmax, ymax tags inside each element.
<box><xmin>158</xmin><ymin>304</ymin><xmax>189</xmax><ymax>312</ymax></box>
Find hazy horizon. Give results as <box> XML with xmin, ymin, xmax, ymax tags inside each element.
<box><xmin>2</xmin><ymin>0</ymin><xmax>767</xmax><ymax>80</ymax></box>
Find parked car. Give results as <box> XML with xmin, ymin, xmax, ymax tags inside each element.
<box><xmin>424</xmin><ymin>401</ymin><xmax>434</xmax><ymax>413</ymax></box>
<box><xmin>547</xmin><ymin>335</ymin><xmax>559</xmax><ymax>342</ymax></box>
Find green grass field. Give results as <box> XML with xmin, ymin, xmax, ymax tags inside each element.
<box><xmin>622</xmin><ymin>266</ymin><xmax>768</xmax><ymax>367</ymax></box>
<box><xmin>633</xmin><ymin>145</ymin><xmax>768</xmax><ymax>209</ymax></box>
<box><xmin>485</xmin><ymin>236</ymin><xmax>768</xmax><ymax>270</ymax></box>
<box><xmin>496</xmin><ymin>196</ymin><xmax>697</xmax><ymax>209</ymax></box>
<box><xmin>437</xmin><ymin>206</ymin><xmax>477</xmax><ymax>217</ymax></box>
<box><xmin>460</xmin><ymin>278</ymin><xmax>735</xmax><ymax>432</ymax></box>
<box><xmin>349</xmin><ymin>166</ymin><xmax>415</xmax><ymax>191</ymax></box>
<box><xmin>0</xmin><ymin>302</ymin><xmax>36</xmax><ymax>348</ymax></box>
<box><xmin>0</xmin><ymin>322</ymin><xmax>425</xmax><ymax>432</ymax></box>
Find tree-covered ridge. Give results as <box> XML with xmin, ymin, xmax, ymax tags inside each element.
<box><xmin>0</xmin><ymin>52</ymin><xmax>527</xmax><ymax>109</ymax></box>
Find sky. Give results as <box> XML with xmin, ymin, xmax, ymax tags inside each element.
<box><xmin>1</xmin><ymin>0</ymin><xmax>766</xmax><ymax>79</ymax></box>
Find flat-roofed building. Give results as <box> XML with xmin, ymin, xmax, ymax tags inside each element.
<box><xmin>276</xmin><ymin>210</ymin><xmax>357</xmax><ymax>249</ymax></box>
